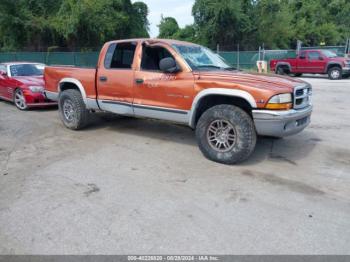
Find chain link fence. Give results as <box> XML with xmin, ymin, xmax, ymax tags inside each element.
<box><xmin>0</xmin><ymin>46</ymin><xmax>347</xmax><ymax>70</ymax></box>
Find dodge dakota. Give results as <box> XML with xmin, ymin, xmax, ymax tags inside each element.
<box><xmin>270</xmin><ymin>49</ymin><xmax>350</xmax><ymax>80</ymax></box>
<box><xmin>44</xmin><ymin>39</ymin><xmax>313</xmax><ymax>164</ymax></box>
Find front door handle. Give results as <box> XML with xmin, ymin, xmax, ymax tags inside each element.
<box><xmin>135</xmin><ymin>78</ymin><xmax>144</xmax><ymax>84</ymax></box>
<box><xmin>99</xmin><ymin>76</ymin><xmax>108</xmax><ymax>82</ymax></box>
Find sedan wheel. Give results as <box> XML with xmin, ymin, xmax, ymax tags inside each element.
<box><xmin>14</xmin><ymin>89</ymin><xmax>28</xmax><ymax>110</ymax></box>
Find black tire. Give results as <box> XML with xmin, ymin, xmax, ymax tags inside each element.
<box><xmin>328</xmin><ymin>67</ymin><xmax>342</xmax><ymax>80</ymax></box>
<box><xmin>294</xmin><ymin>73</ymin><xmax>303</xmax><ymax>77</ymax></box>
<box><xmin>276</xmin><ymin>66</ymin><xmax>285</xmax><ymax>75</ymax></box>
<box><xmin>195</xmin><ymin>104</ymin><xmax>257</xmax><ymax>165</ymax></box>
<box><xmin>58</xmin><ymin>89</ymin><xmax>90</xmax><ymax>130</ymax></box>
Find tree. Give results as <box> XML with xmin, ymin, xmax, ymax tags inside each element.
<box><xmin>290</xmin><ymin>0</ymin><xmax>342</xmax><ymax>46</ymax></box>
<box><xmin>254</xmin><ymin>0</ymin><xmax>294</xmax><ymax>49</ymax></box>
<box><xmin>0</xmin><ymin>0</ymin><xmax>63</xmax><ymax>51</ymax></box>
<box><xmin>132</xmin><ymin>1</ymin><xmax>150</xmax><ymax>37</ymax></box>
<box><xmin>0</xmin><ymin>0</ymin><xmax>149</xmax><ymax>51</ymax></box>
<box><xmin>158</xmin><ymin>16</ymin><xmax>180</xmax><ymax>39</ymax></box>
<box><xmin>192</xmin><ymin>0</ymin><xmax>251</xmax><ymax>49</ymax></box>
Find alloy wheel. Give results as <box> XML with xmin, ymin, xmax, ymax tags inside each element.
<box><xmin>206</xmin><ymin>119</ymin><xmax>237</xmax><ymax>152</ymax></box>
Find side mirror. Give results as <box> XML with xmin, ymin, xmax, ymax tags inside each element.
<box><xmin>299</xmin><ymin>56</ymin><xmax>306</xmax><ymax>59</ymax></box>
<box><xmin>159</xmin><ymin>57</ymin><xmax>180</xmax><ymax>73</ymax></box>
<box><xmin>0</xmin><ymin>70</ymin><xmax>7</xmax><ymax>77</ymax></box>
<box><xmin>319</xmin><ymin>56</ymin><xmax>324</xmax><ymax>61</ymax></box>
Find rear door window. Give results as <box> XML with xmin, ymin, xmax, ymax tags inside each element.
<box><xmin>308</xmin><ymin>51</ymin><xmax>320</xmax><ymax>60</ymax></box>
<box><xmin>104</xmin><ymin>42</ymin><xmax>137</xmax><ymax>69</ymax></box>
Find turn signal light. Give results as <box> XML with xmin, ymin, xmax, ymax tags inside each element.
<box><xmin>265</xmin><ymin>103</ymin><xmax>293</xmax><ymax>110</ymax></box>
<box><xmin>265</xmin><ymin>93</ymin><xmax>293</xmax><ymax>110</ymax></box>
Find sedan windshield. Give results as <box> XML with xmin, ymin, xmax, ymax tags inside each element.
<box><xmin>321</xmin><ymin>50</ymin><xmax>338</xmax><ymax>58</ymax></box>
<box><xmin>173</xmin><ymin>44</ymin><xmax>235</xmax><ymax>70</ymax></box>
<box><xmin>10</xmin><ymin>64</ymin><xmax>43</xmax><ymax>77</ymax></box>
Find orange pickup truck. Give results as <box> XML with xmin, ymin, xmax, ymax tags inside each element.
<box><xmin>44</xmin><ymin>39</ymin><xmax>313</xmax><ymax>164</ymax></box>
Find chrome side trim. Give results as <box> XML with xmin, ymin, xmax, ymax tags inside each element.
<box><xmin>86</xmin><ymin>98</ymin><xmax>100</xmax><ymax>110</ymax></box>
<box><xmin>98</xmin><ymin>99</ymin><xmax>190</xmax><ymax>124</ymax></box>
<box><xmin>45</xmin><ymin>90</ymin><xmax>59</xmax><ymax>101</ymax></box>
<box><xmin>134</xmin><ymin>104</ymin><xmax>189</xmax><ymax>124</ymax></box>
<box><xmin>99</xmin><ymin>100</ymin><xmax>134</xmax><ymax>116</ymax></box>
<box><xmin>189</xmin><ymin>88</ymin><xmax>257</xmax><ymax>128</ymax></box>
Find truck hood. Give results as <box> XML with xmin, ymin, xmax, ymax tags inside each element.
<box><xmin>196</xmin><ymin>71</ymin><xmax>307</xmax><ymax>91</ymax></box>
<box><xmin>12</xmin><ymin>76</ymin><xmax>44</xmax><ymax>86</ymax></box>
<box><xmin>327</xmin><ymin>57</ymin><xmax>349</xmax><ymax>64</ymax></box>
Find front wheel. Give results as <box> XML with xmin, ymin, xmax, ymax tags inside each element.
<box><xmin>58</xmin><ymin>89</ymin><xmax>90</xmax><ymax>130</ymax></box>
<box><xmin>328</xmin><ymin>67</ymin><xmax>342</xmax><ymax>80</ymax></box>
<box><xmin>14</xmin><ymin>88</ymin><xmax>28</xmax><ymax>110</ymax></box>
<box><xmin>195</xmin><ymin>105</ymin><xmax>257</xmax><ymax>165</ymax></box>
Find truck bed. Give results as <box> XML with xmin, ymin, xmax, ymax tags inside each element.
<box><xmin>44</xmin><ymin>66</ymin><xmax>97</xmax><ymax>99</ymax></box>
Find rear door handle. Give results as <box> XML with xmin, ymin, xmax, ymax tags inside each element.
<box><xmin>135</xmin><ymin>78</ymin><xmax>144</xmax><ymax>84</ymax></box>
<box><xmin>99</xmin><ymin>76</ymin><xmax>108</xmax><ymax>82</ymax></box>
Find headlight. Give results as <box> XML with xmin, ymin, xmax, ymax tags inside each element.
<box><xmin>266</xmin><ymin>93</ymin><xmax>293</xmax><ymax>110</ymax></box>
<box><xmin>28</xmin><ymin>86</ymin><xmax>44</xmax><ymax>93</ymax></box>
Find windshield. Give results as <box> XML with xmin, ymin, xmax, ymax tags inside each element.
<box><xmin>10</xmin><ymin>64</ymin><xmax>43</xmax><ymax>77</ymax></box>
<box><xmin>173</xmin><ymin>44</ymin><xmax>234</xmax><ymax>70</ymax></box>
<box><xmin>321</xmin><ymin>50</ymin><xmax>338</xmax><ymax>58</ymax></box>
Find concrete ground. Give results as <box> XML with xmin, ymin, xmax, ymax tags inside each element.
<box><xmin>0</xmin><ymin>76</ymin><xmax>350</xmax><ymax>255</ymax></box>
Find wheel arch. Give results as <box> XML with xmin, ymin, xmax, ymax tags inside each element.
<box><xmin>326</xmin><ymin>62</ymin><xmax>342</xmax><ymax>73</ymax></box>
<box><xmin>58</xmin><ymin>78</ymin><xmax>87</xmax><ymax>105</ymax></box>
<box><xmin>189</xmin><ymin>88</ymin><xmax>257</xmax><ymax>128</ymax></box>
<box><xmin>276</xmin><ymin>62</ymin><xmax>291</xmax><ymax>73</ymax></box>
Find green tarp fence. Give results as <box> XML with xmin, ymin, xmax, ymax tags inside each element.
<box><xmin>0</xmin><ymin>46</ymin><xmax>346</xmax><ymax>70</ymax></box>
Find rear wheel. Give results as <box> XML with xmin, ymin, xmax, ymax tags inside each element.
<box><xmin>328</xmin><ymin>67</ymin><xmax>342</xmax><ymax>80</ymax></box>
<box><xmin>276</xmin><ymin>66</ymin><xmax>285</xmax><ymax>75</ymax></box>
<box><xmin>14</xmin><ymin>88</ymin><xmax>28</xmax><ymax>110</ymax></box>
<box><xmin>195</xmin><ymin>105</ymin><xmax>257</xmax><ymax>165</ymax></box>
<box><xmin>58</xmin><ymin>89</ymin><xmax>90</xmax><ymax>130</ymax></box>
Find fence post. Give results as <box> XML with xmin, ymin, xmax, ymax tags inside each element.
<box><xmin>237</xmin><ymin>44</ymin><xmax>240</xmax><ymax>70</ymax></box>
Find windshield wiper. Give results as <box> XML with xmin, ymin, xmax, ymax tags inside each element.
<box><xmin>196</xmin><ymin>65</ymin><xmax>222</xmax><ymax>69</ymax></box>
<box><xmin>196</xmin><ymin>65</ymin><xmax>238</xmax><ymax>71</ymax></box>
<box><xmin>223</xmin><ymin>67</ymin><xmax>238</xmax><ymax>71</ymax></box>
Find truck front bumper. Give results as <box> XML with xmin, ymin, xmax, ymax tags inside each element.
<box><xmin>343</xmin><ymin>67</ymin><xmax>350</xmax><ymax>75</ymax></box>
<box><xmin>252</xmin><ymin>105</ymin><xmax>313</xmax><ymax>137</ymax></box>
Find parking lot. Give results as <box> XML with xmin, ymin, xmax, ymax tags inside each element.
<box><xmin>0</xmin><ymin>76</ymin><xmax>350</xmax><ymax>255</ymax></box>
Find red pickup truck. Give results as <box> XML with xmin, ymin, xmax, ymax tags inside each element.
<box><xmin>270</xmin><ymin>49</ymin><xmax>350</xmax><ymax>80</ymax></box>
<box><xmin>44</xmin><ymin>39</ymin><xmax>313</xmax><ymax>164</ymax></box>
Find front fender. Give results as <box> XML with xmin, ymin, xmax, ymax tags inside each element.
<box><xmin>188</xmin><ymin>88</ymin><xmax>257</xmax><ymax>128</ymax></box>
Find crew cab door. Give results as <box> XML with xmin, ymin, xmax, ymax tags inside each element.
<box><xmin>96</xmin><ymin>41</ymin><xmax>137</xmax><ymax>115</ymax></box>
<box><xmin>133</xmin><ymin>42</ymin><xmax>194</xmax><ymax>123</ymax></box>
<box><xmin>304</xmin><ymin>51</ymin><xmax>325</xmax><ymax>73</ymax></box>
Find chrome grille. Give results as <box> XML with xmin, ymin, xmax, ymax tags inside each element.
<box><xmin>294</xmin><ymin>84</ymin><xmax>312</xmax><ymax>109</ymax></box>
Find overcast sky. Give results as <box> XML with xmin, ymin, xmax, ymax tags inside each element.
<box><xmin>132</xmin><ymin>0</ymin><xmax>195</xmax><ymax>38</ymax></box>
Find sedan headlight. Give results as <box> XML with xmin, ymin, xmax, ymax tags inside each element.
<box><xmin>28</xmin><ymin>86</ymin><xmax>44</xmax><ymax>93</ymax></box>
<box><xmin>266</xmin><ymin>93</ymin><xmax>293</xmax><ymax>110</ymax></box>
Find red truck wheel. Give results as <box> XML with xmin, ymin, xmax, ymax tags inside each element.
<box><xmin>276</xmin><ymin>66</ymin><xmax>286</xmax><ymax>75</ymax></box>
<box><xmin>58</xmin><ymin>89</ymin><xmax>90</xmax><ymax>130</ymax></box>
<box><xmin>195</xmin><ymin>104</ymin><xmax>257</xmax><ymax>165</ymax></box>
<box><xmin>328</xmin><ymin>67</ymin><xmax>342</xmax><ymax>80</ymax></box>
